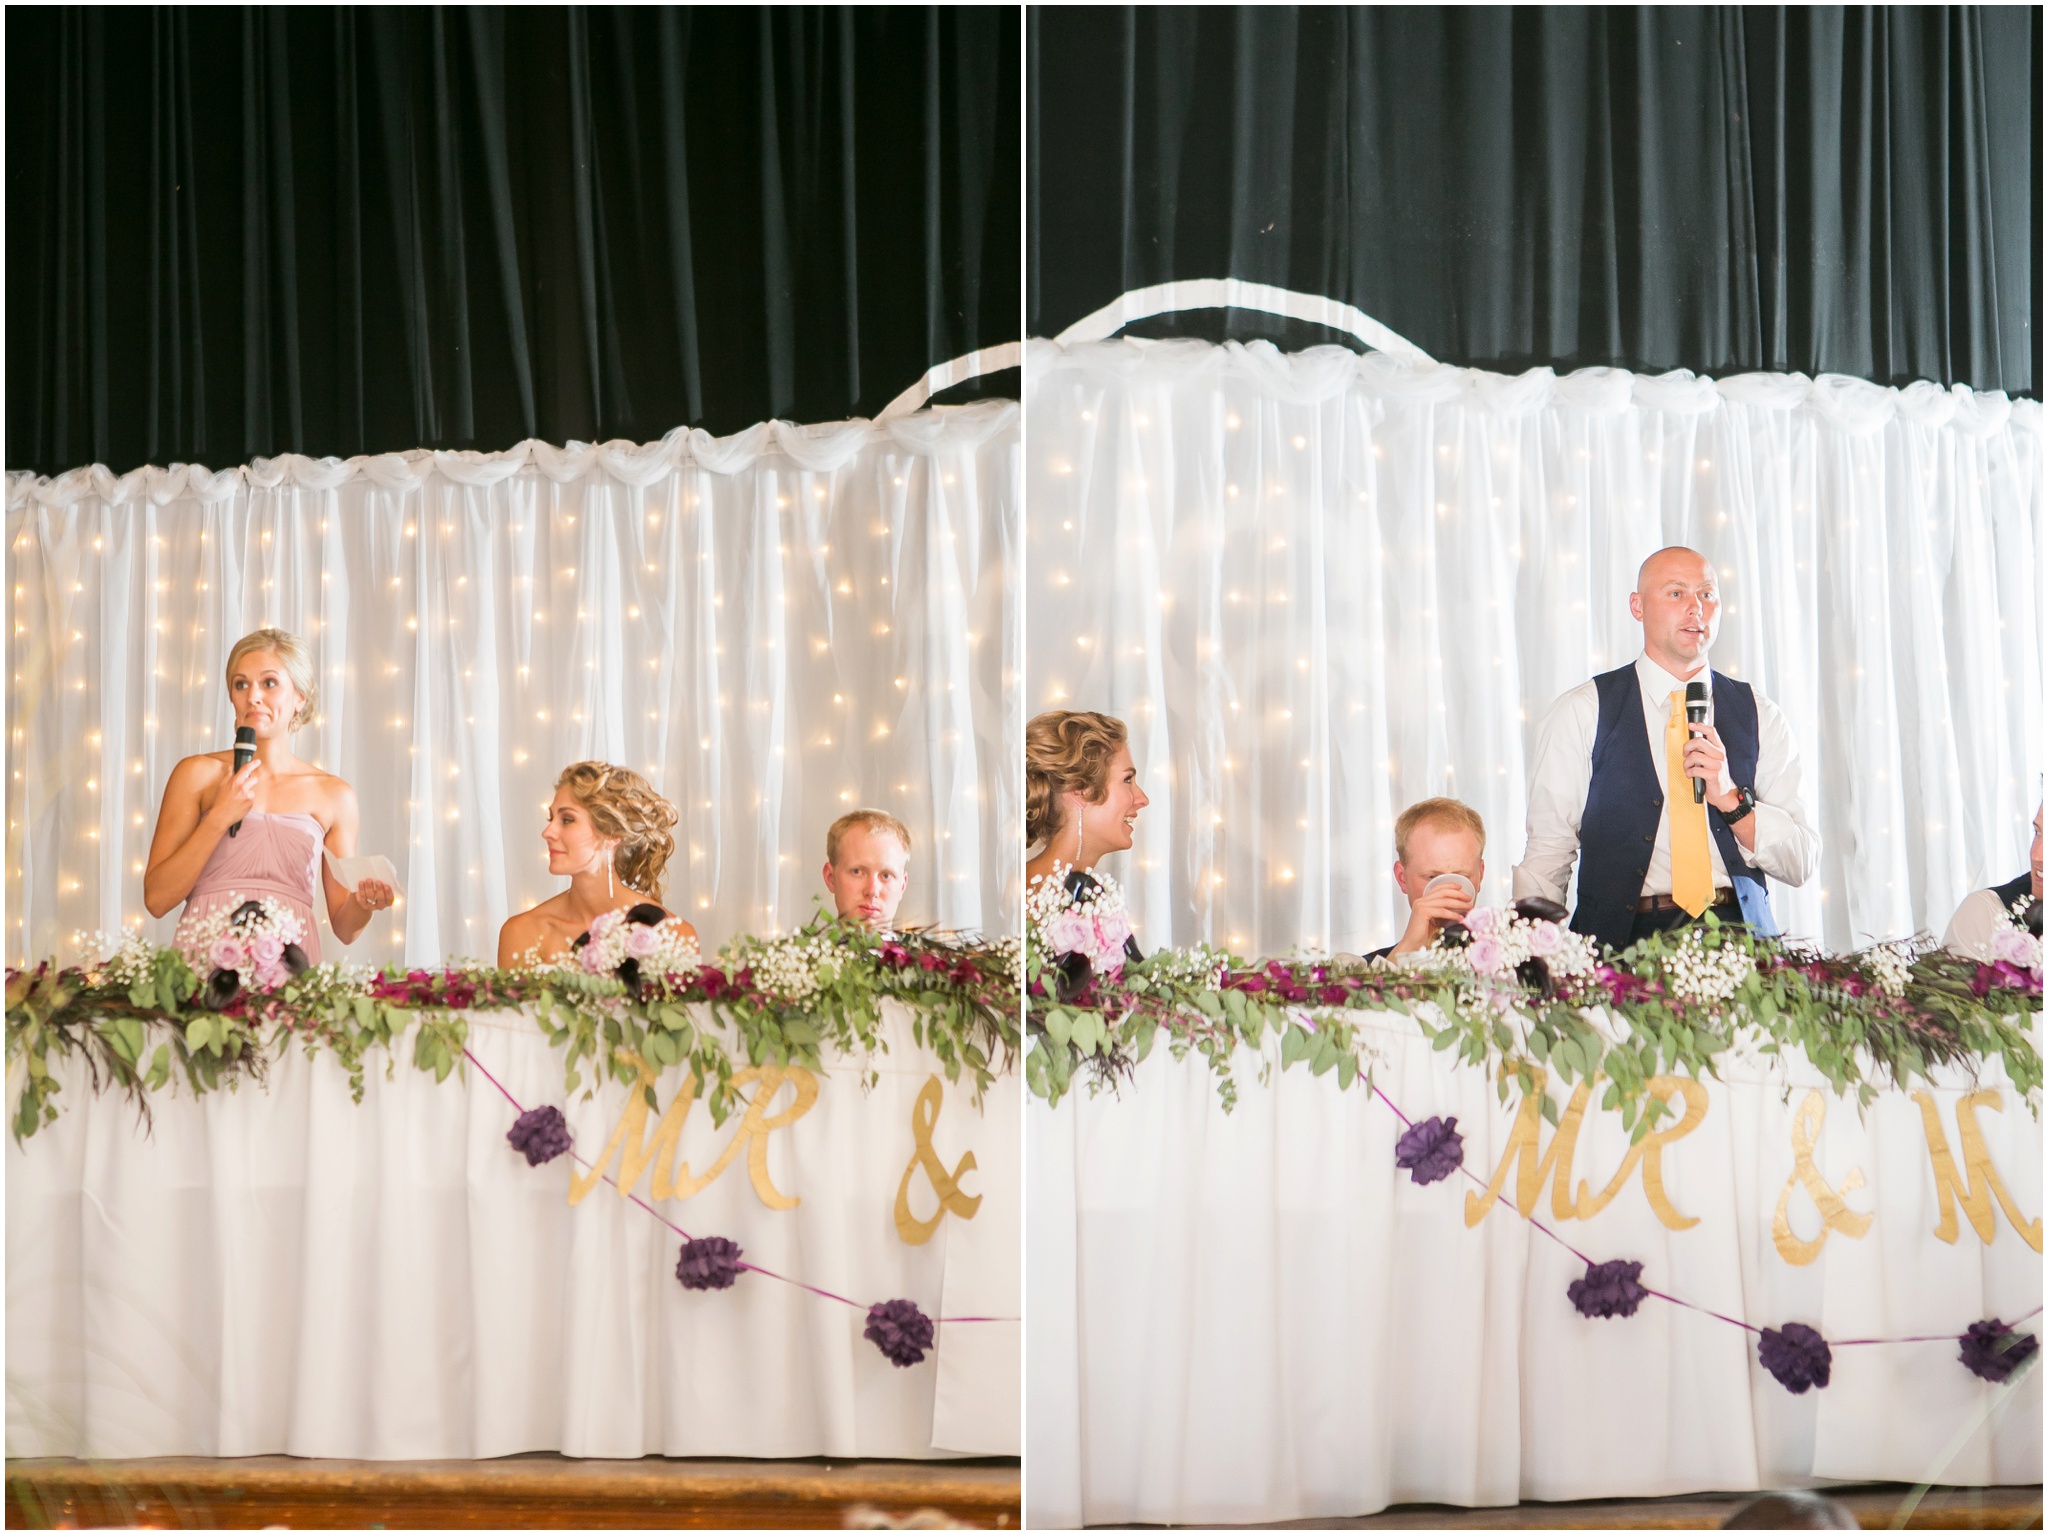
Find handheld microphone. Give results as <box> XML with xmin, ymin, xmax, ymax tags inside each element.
<box><xmin>1684</xmin><ymin>681</ymin><xmax>1710</xmax><ymax>803</ymax></box>
<box><xmin>228</xmin><ymin>725</ymin><xmax>255</xmax><ymax>836</ymax></box>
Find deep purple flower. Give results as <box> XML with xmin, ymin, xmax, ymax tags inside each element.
<box><xmin>675</xmin><ymin>1235</ymin><xmax>745</xmax><ymax>1292</ymax></box>
<box><xmin>864</xmin><ymin>1298</ymin><xmax>936</xmax><ymax>1368</ymax></box>
<box><xmin>1758</xmin><ymin>1323</ymin><xmax>1832</xmax><ymax>1393</ymax></box>
<box><xmin>1567</xmin><ymin>1259</ymin><xmax>1647</xmax><ymax>1320</ymax></box>
<box><xmin>1958</xmin><ymin>1319</ymin><xmax>2039</xmax><ymax>1384</ymax></box>
<box><xmin>202</xmin><ymin>967</ymin><xmax>242</xmax><ymax>1011</ymax></box>
<box><xmin>1515</xmin><ymin>956</ymin><xmax>1556</xmax><ymax>1001</ymax></box>
<box><xmin>1514</xmin><ymin>895</ymin><xmax>1570</xmax><ymax>925</ymax></box>
<box><xmin>507</xmin><ymin>1105</ymin><xmax>572</xmax><ymax>1166</ymax></box>
<box><xmin>1394</xmin><ymin>1115</ymin><xmax>1464</xmax><ymax>1185</ymax></box>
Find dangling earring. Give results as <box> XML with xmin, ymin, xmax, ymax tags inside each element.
<box><xmin>1072</xmin><ymin>816</ymin><xmax>1084</xmax><ymax>869</ymax></box>
<box><xmin>606</xmin><ymin>845</ymin><xmax>616</xmax><ymax>900</ymax></box>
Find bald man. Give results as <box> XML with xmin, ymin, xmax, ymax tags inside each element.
<box><xmin>1514</xmin><ymin>547</ymin><xmax>1820</xmax><ymax>950</ymax></box>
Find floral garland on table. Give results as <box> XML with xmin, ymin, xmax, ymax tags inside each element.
<box><xmin>1025</xmin><ymin>864</ymin><xmax>1385</xmax><ymax>1112</ymax></box>
<box><xmin>6</xmin><ymin>910</ymin><xmax>1020</xmax><ymax>1142</ymax></box>
<box><xmin>8</xmin><ymin>907</ymin><xmax>1021</xmax><ymax>1375</ymax></box>
<box><xmin>1028</xmin><ymin>884</ymin><xmax>2043</xmax><ymax>1397</ymax></box>
<box><xmin>1027</xmin><ymin>896</ymin><xmax>2042</xmax><ymax>1128</ymax></box>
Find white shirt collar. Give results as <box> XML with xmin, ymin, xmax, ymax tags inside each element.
<box><xmin>1635</xmin><ymin>650</ymin><xmax>1710</xmax><ymax>702</ymax></box>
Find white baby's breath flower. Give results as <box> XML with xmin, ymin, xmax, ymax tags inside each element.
<box><xmin>1867</xmin><ymin>941</ymin><xmax>1914</xmax><ymax>999</ymax></box>
<box><xmin>748</xmin><ymin>932</ymin><xmax>841</xmax><ymax>1005</ymax></box>
<box><xmin>1663</xmin><ymin>927</ymin><xmax>1755</xmax><ymax>1005</ymax></box>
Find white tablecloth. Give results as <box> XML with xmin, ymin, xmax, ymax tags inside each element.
<box><xmin>8</xmin><ymin>1001</ymin><xmax>1019</xmax><ymax>1461</ymax></box>
<box><xmin>1027</xmin><ymin>1009</ymin><xmax>2041</xmax><ymax>1528</ymax></box>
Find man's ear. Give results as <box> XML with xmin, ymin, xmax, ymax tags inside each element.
<box><xmin>1393</xmin><ymin>858</ymin><xmax>1407</xmax><ymax>893</ymax></box>
<box><xmin>1476</xmin><ymin>857</ymin><xmax>1486</xmax><ymax>888</ymax></box>
<box><xmin>1628</xmin><ymin>591</ymin><xmax>1645</xmax><ymax>622</ymax></box>
<box><xmin>821</xmin><ymin>860</ymin><xmax>837</xmax><ymax>893</ymax></box>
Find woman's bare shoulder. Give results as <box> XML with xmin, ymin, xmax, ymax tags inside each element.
<box><xmin>171</xmin><ymin>751</ymin><xmax>234</xmax><ymax>783</ymax></box>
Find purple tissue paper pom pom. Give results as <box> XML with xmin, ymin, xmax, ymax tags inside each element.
<box><xmin>865</xmin><ymin>1298</ymin><xmax>937</xmax><ymax>1368</ymax></box>
<box><xmin>1758</xmin><ymin>1323</ymin><xmax>1833</xmax><ymax>1393</ymax></box>
<box><xmin>507</xmin><ymin>1105</ymin><xmax>572</xmax><ymax>1166</ymax></box>
<box><xmin>675</xmin><ymin>1235</ymin><xmax>745</xmax><ymax>1292</ymax></box>
<box><xmin>1393</xmin><ymin>1115</ymin><xmax>1464</xmax><ymax>1185</ymax></box>
<box><xmin>1959</xmin><ymin>1319</ymin><xmax>2039</xmax><ymax>1384</ymax></box>
<box><xmin>1567</xmin><ymin>1259</ymin><xmax>1648</xmax><ymax>1320</ymax></box>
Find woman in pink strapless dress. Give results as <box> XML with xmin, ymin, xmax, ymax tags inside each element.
<box><xmin>145</xmin><ymin>629</ymin><xmax>395</xmax><ymax>957</ymax></box>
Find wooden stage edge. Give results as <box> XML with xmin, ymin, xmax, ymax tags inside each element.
<box><xmin>6</xmin><ymin>1452</ymin><xmax>1021</xmax><ymax>1530</ymax></box>
<box><xmin>1118</xmin><ymin>1481</ymin><xmax>2044</xmax><ymax>1531</ymax></box>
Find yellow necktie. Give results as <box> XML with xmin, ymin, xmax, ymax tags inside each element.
<box><xmin>1666</xmin><ymin>692</ymin><xmax>1713</xmax><ymax>916</ymax></box>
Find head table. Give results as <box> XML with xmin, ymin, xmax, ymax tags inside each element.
<box><xmin>1026</xmin><ymin>1008</ymin><xmax>2040</xmax><ymax>1529</ymax></box>
<box><xmin>8</xmin><ymin>1001</ymin><xmax>1018</xmax><ymax>1462</ymax></box>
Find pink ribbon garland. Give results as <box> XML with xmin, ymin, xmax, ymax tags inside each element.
<box><xmin>462</xmin><ymin>1044</ymin><xmax>1016</xmax><ymax>1325</ymax></box>
<box><xmin>1371</xmin><ymin>1083</ymin><xmax>2041</xmax><ymax>1352</ymax></box>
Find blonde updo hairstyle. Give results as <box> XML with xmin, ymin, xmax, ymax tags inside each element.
<box><xmin>555</xmin><ymin>761</ymin><xmax>680</xmax><ymax>902</ymax></box>
<box><xmin>1025</xmin><ymin>710</ymin><xmax>1128</xmax><ymax>849</ymax></box>
<box><xmin>225</xmin><ymin>627</ymin><xmax>319</xmax><ymax>732</ymax></box>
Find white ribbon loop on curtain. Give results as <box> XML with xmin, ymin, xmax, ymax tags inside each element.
<box><xmin>1052</xmin><ymin>278</ymin><xmax>1437</xmax><ymax>364</ymax></box>
<box><xmin>876</xmin><ymin>341</ymin><xmax>1026</xmax><ymax>423</ymax></box>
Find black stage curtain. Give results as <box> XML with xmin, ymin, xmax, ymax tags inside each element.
<box><xmin>7</xmin><ymin>5</ymin><xmax>1021</xmax><ymax>478</ymax></box>
<box><xmin>1029</xmin><ymin>5</ymin><xmax>2040</xmax><ymax>396</ymax></box>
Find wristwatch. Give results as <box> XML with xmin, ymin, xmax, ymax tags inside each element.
<box><xmin>1722</xmin><ymin>784</ymin><xmax>1757</xmax><ymax>825</ymax></box>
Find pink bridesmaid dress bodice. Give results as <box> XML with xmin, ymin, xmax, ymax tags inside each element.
<box><xmin>177</xmin><ymin>810</ymin><xmax>326</xmax><ymax>962</ymax></box>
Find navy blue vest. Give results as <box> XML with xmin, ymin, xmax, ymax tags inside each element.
<box><xmin>1569</xmin><ymin>665</ymin><xmax>1777</xmax><ymax>951</ymax></box>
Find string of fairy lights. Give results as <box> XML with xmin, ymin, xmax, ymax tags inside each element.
<box><xmin>1026</xmin><ymin>345</ymin><xmax>2039</xmax><ymax>960</ymax></box>
<box><xmin>4</xmin><ymin>408</ymin><xmax>1019</xmax><ymax>965</ymax></box>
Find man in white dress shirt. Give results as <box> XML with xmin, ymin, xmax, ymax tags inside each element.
<box><xmin>1513</xmin><ymin>547</ymin><xmax>1820</xmax><ymax>950</ymax></box>
<box><xmin>1943</xmin><ymin>806</ymin><xmax>2042</xmax><ymax>958</ymax></box>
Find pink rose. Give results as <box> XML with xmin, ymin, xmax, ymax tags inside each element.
<box><xmin>577</xmin><ymin>942</ymin><xmax>612</xmax><ymax>975</ymax></box>
<box><xmin>1467</xmin><ymin>935</ymin><xmax>1506</xmax><ymax>974</ymax></box>
<box><xmin>626</xmin><ymin>924</ymin><xmax>662</xmax><ymax>958</ymax></box>
<box><xmin>1526</xmin><ymin>921</ymin><xmax>1561</xmax><ymax>957</ymax></box>
<box><xmin>1989</xmin><ymin>925</ymin><xmax>2032</xmax><ymax>968</ymax></box>
<box><xmin>209</xmin><ymin>936</ymin><xmax>248</xmax><ymax>972</ymax></box>
<box><xmin>254</xmin><ymin>957</ymin><xmax>287</xmax><ymax>990</ymax></box>
<box><xmin>1044</xmin><ymin>911</ymin><xmax>1088</xmax><ymax>955</ymax></box>
<box><xmin>588</xmin><ymin>910</ymin><xmax>620</xmax><ymax>942</ymax></box>
<box><xmin>1462</xmin><ymin>905</ymin><xmax>1501</xmax><ymax>937</ymax></box>
<box><xmin>251</xmin><ymin>931</ymin><xmax>285</xmax><ymax>965</ymax></box>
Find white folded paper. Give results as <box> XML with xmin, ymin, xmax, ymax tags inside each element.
<box><xmin>323</xmin><ymin>850</ymin><xmax>402</xmax><ymax>897</ymax></box>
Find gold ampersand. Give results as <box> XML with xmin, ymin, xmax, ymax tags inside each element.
<box><xmin>894</xmin><ymin>1074</ymin><xmax>982</xmax><ymax>1245</ymax></box>
<box><xmin>1913</xmin><ymin>1088</ymin><xmax>2043</xmax><ymax>1253</ymax></box>
<box><xmin>569</xmin><ymin>1052</ymin><xmax>818</xmax><ymax>1211</ymax></box>
<box><xmin>1772</xmin><ymin>1090</ymin><xmax>1872</xmax><ymax>1264</ymax></box>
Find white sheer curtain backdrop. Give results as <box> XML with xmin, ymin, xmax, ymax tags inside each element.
<box><xmin>1025</xmin><ymin>338</ymin><xmax>2042</xmax><ymax>958</ymax></box>
<box><xmin>7</xmin><ymin>401</ymin><xmax>1019</xmax><ymax>966</ymax></box>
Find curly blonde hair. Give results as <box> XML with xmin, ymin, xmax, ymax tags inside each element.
<box><xmin>1025</xmin><ymin>710</ymin><xmax>1128</xmax><ymax>848</ymax></box>
<box><xmin>224</xmin><ymin>628</ymin><xmax>318</xmax><ymax>731</ymax></box>
<box><xmin>555</xmin><ymin>762</ymin><xmax>680</xmax><ymax>901</ymax></box>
